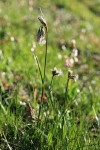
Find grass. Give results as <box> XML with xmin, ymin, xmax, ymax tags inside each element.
<box><xmin>0</xmin><ymin>0</ymin><xmax>100</xmax><ymax>149</ymax></box>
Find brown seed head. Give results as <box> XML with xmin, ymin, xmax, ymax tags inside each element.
<box><xmin>68</xmin><ymin>69</ymin><xmax>78</xmax><ymax>81</ymax></box>
<box><xmin>37</xmin><ymin>26</ymin><xmax>46</xmax><ymax>45</ymax></box>
<box><xmin>52</xmin><ymin>67</ymin><xmax>62</xmax><ymax>76</ymax></box>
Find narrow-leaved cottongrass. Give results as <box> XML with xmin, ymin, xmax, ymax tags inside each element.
<box><xmin>36</xmin><ymin>11</ymin><xmax>48</xmax><ymax>120</ymax></box>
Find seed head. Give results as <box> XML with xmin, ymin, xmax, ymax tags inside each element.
<box><xmin>68</xmin><ymin>69</ymin><xmax>78</xmax><ymax>81</ymax></box>
<box><xmin>37</xmin><ymin>26</ymin><xmax>46</xmax><ymax>45</ymax></box>
<box><xmin>68</xmin><ymin>69</ymin><xmax>73</xmax><ymax>78</ymax></box>
<box><xmin>38</xmin><ymin>16</ymin><xmax>47</xmax><ymax>28</ymax></box>
<box><xmin>52</xmin><ymin>67</ymin><xmax>62</xmax><ymax>76</ymax></box>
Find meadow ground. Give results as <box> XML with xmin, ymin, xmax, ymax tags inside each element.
<box><xmin>0</xmin><ymin>0</ymin><xmax>100</xmax><ymax>149</ymax></box>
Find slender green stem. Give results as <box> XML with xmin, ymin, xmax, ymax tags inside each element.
<box><xmin>60</xmin><ymin>76</ymin><xmax>70</xmax><ymax>120</ymax></box>
<box><xmin>38</xmin><ymin>28</ymin><xmax>48</xmax><ymax>121</ymax></box>
<box><xmin>33</xmin><ymin>51</ymin><xmax>43</xmax><ymax>83</ymax></box>
<box><xmin>43</xmin><ymin>28</ymin><xmax>48</xmax><ymax>82</ymax></box>
<box><xmin>41</xmin><ymin>28</ymin><xmax>48</xmax><ymax>103</ymax></box>
<box><xmin>50</xmin><ymin>75</ymin><xmax>54</xmax><ymax>88</ymax></box>
<box><xmin>49</xmin><ymin>75</ymin><xmax>54</xmax><ymax>107</ymax></box>
<box><xmin>60</xmin><ymin>77</ymin><xmax>69</xmax><ymax>132</ymax></box>
<box><xmin>34</xmin><ymin>50</ymin><xmax>43</xmax><ymax>124</ymax></box>
<box><xmin>65</xmin><ymin>78</ymin><xmax>69</xmax><ymax>102</ymax></box>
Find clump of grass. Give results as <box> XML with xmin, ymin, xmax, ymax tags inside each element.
<box><xmin>0</xmin><ymin>2</ymin><xmax>100</xmax><ymax>150</ymax></box>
